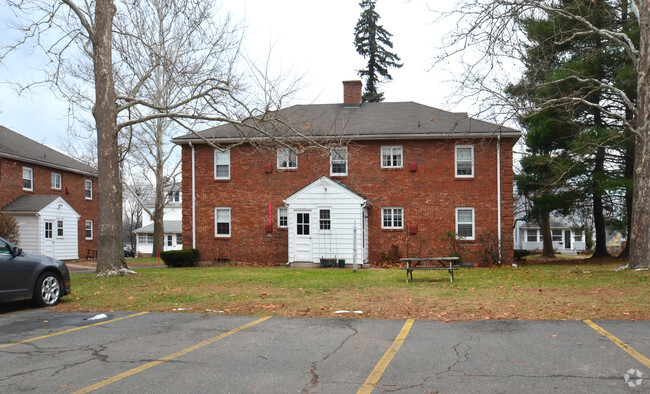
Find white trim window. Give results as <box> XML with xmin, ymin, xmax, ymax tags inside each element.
<box><xmin>138</xmin><ymin>234</ymin><xmax>154</xmax><ymax>244</ymax></box>
<box><xmin>382</xmin><ymin>207</ymin><xmax>403</xmax><ymax>229</ymax></box>
<box><xmin>330</xmin><ymin>147</ymin><xmax>347</xmax><ymax>176</ymax></box>
<box><xmin>381</xmin><ymin>146</ymin><xmax>403</xmax><ymax>168</ymax></box>
<box><xmin>277</xmin><ymin>148</ymin><xmax>298</xmax><ymax>169</ymax></box>
<box><xmin>85</xmin><ymin>179</ymin><xmax>93</xmax><ymax>200</ymax></box>
<box><xmin>44</xmin><ymin>221</ymin><xmax>53</xmax><ymax>239</ymax></box>
<box><xmin>56</xmin><ymin>220</ymin><xmax>64</xmax><ymax>237</ymax></box>
<box><xmin>526</xmin><ymin>229</ymin><xmax>538</xmax><ymax>243</ymax></box>
<box><xmin>214</xmin><ymin>150</ymin><xmax>230</xmax><ymax>180</ymax></box>
<box><xmin>574</xmin><ymin>230</ymin><xmax>583</xmax><ymax>242</ymax></box>
<box><xmin>319</xmin><ymin>209</ymin><xmax>331</xmax><ymax>230</ymax></box>
<box><xmin>22</xmin><ymin>167</ymin><xmax>33</xmax><ymax>191</ymax></box>
<box><xmin>455</xmin><ymin>145</ymin><xmax>474</xmax><ymax>177</ymax></box>
<box><xmin>456</xmin><ymin>207</ymin><xmax>475</xmax><ymax>240</ymax></box>
<box><xmin>552</xmin><ymin>229</ymin><xmax>562</xmax><ymax>242</ymax></box>
<box><xmin>85</xmin><ymin>220</ymin><xmax>93</xmax><ymax>239</ymax></box>
<box><xmin>215</xmin><ymin>207</ymin><xmax>231</xmax><ymax>237</ymax></box>
<box><xmin>51</xmin><ymin>173</ymin><xmax>62</xmax><ymax>190</ymax></box>
<box><xmin>278</xmin><ymin>207</ymin><xmax>288</xmax><ymax>228</ymax></box>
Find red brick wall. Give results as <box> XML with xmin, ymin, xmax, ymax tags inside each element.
<box><xmin>0</xmin><ymin>158</ymin><xmax>99</xmax><ymax>259</ymax></box>
<box><xmin>181</xmin><ymin>137</ymin><xmax>516</xmax><ymax>266</ymax></box>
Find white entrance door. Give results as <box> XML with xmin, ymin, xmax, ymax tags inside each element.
<box><xmin>294</xmin><ymin>211</ymin><xmax>312</xmax><ymax>261</ymax></box>
<box><xmin>43</xmin><ymin>220</ymin><xmax>55</xmax><ymax>258</ymax></box>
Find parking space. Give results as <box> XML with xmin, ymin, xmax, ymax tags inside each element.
<box><xmin>0</xmin><ymin>310</ymin><xmax>647</xmax><ymax>393</ymax></box>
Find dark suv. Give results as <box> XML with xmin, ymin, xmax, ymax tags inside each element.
<box><xmin>0</xmin><ymin>237</ymin><xmax>71</xmax><ymax>306</ymax></box>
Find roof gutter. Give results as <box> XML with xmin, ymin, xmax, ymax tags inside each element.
<box><xmin>0</xmin><ymin>152</ymin><xmax>96</xmax><ymax>177</ymax></box>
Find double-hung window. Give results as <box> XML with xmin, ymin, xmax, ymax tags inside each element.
<box><xmin>319</xmin><ymin>209</ymin><xmax>331</xmax><ymax>230</ymax></box>
<box><xmin>23</xmin><ymin>167</ymin><xmax>33</xmax><ymax>191</ymax></box>
<box><xmin>85</xmin><ymin>220</ymin><xmax>93</xmax><ymax>239</ymax></box>
<box><xmin>51</xmin><ymin>173</ymin><xmax>62</xmax><ymax>190</ymax></box>
<box><xmin>85</xmin><ymin>179</ymin><xmax>93</xmax><ymax>200</ymax></box>
<box><xmin>330</xmin><ymin>147</ymin><xmax>347</xmax><ymax>176</ymax></box>
<box><xmin>214</xmin><ymin>150</ymin><xmax>230</xmax><ymax>180</ymax></box>
<box><xmin>552</xmin><ymin>230</ymin><xmax>562</xmax><ymax>242</ymax></box>
<box><xmin>381</xmin><ymin>146</ymin><xmax>403</xmax><ymax>168</ymax></box>
<box><xmin>56</xmin><ymin>220</ymin><xmax>64</xmax><ymax>237</ymax></box>
<box><xmin>382</xmin><ymin>207</ymin><xmax>403</xmax><ymax>229</ymax></box>
<box><xmin>455</xmin><ymin>145</ymin><xmax>474</xmax><ymax>177</ymax></box>
<box><xmin>277</xmin><ymin>148</ymin><xmax>298</xmax><ymax>169</ymax></box>
<box><xmin>456</xmin><ymin>207</ymin><xmax>475</xmax><ymax>240</ymax></box>
<box><xmin>574</xmin><ymin>230</ymin><xmax>583</xmax><ymax>242</ymax></box>
<box><xmin>278</xmin><ymin>207</ymin><xmax>288</xmax><ymax>228</ymax></box>
<box><xmin>526</xmin><ymin>229</ymin><xmax>538</xmax><ymax>243</ymax></box>
<box><xmin>215</xmin><ymin>207</ymin><xmax>231</xmax><ymax>237</ymax></box>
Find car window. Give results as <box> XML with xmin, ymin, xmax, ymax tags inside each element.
<box><xmin>0</xmin><ymin>241</ymin><xmax>12</xmax><ymax>255</ymax></box>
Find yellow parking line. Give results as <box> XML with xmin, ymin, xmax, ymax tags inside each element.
<box><xmin>73</xmin><ymin>316</ymin><xmax>272</xmax><ymax>394</ymax></box>
<box><xmin>584</xmin><ymin>319</ymin><xmax>650</xmax><ymax>368</ymax></box>
<box><xmin>358</xmin><ymin>319</ymin><xmax>414</xmax><ymax>394</ymax></box>
<box><xmin>0</xmin><ymin>312</ymin><xmax>148</xmax><ymax>349</ymax></box>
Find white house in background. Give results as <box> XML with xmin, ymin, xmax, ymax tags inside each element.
<box><xmin>514</xmin><ymin>216</ymin><xmax>587</xmax><ymax>253</ymax></box>
<box><xmin>284</xmin><ymin>176</ymin><xmax>370</xmax><ymax>265</ymax></box>
<box><xmin>2</xmin><ymin>195</ymin><xmax>80</xmax><ymax>260</ymax></box>
<box><xmin>133</xmin><ymin>187</ymin><xmax>183</xmax><ymax>256</ymax></box>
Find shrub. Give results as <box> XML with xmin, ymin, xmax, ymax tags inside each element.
<box><xmin>514</xmin><ymin>249</ymin><xmax>531</xmax><ymax>261</ymax></box>
<box><xmin>478</xmin><ymin>231</ymin><xmax>501</xmax><ymax>265</ymax></box>
<box><xmin>441</xmin><ymin>230</ymin><xmax>465</xmax><ymax>262</ymax></box>
<box><xmin>0</xmin><ymin>213</ymin><xmax>20</xmax><ymax>244</ymax></box>
<box><xmin>160</xmin><ymin>249</ymin><xmax>200</xmax><ymax>268</ymax></box>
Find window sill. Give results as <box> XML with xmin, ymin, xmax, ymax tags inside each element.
<box><xmin>277</xmin><ymin>168</ymin><xmax>298</xmax><ymax>172</ymax></box>
<box><xmin>380</xmin><ymin>167</ymin><xmax>403</xmax><ymax>171</ymax></box>
<box><xmin>455</xmin><ymin>176</ymin><xmax>475</xmax><ymax>180</ymax></box>
<box><xmin>381</xmin><ymin>228</ymin><xmax>404</xmax><ymax>232</ymax></box>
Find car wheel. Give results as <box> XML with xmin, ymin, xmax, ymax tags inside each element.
<box><xmin>33</xmin><ymin>272</ymin><xmax>62</xmax><ymax>307</ymax></box>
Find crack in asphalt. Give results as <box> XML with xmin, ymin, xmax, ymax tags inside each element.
<box><xmin>302</xmin><ymin>321</ymin><xmax>359</xmax><ymax>394</ymax></box>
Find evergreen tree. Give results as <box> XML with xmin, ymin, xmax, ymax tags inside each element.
<box><xmin>354</xmin><ymin>0</ymin><xmax>402</xmax><ymax>102</ymax></box>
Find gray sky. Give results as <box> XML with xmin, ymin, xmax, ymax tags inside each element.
<box><xmin>0</xmin><ymin>0</ymin><xmax>473</xmax><ymax>149</ymax></box>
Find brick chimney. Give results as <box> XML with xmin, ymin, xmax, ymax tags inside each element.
<box><xmin>343</xmin><ymin>80</ymin><xmax>362</xmax><ymax>106</ymax></box>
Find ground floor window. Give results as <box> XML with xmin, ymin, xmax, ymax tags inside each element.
<box><xmin>552</xmin><ymin>230</ymin><xmax>562</xmax><ymax>242</ymax></box>
<box><xmin>319</xmin><ymin>209</ymin><xmax>331</xmax><ymax>230</ymax></box>
<box><xmin>574</xmin><ymin>230</ymin><xmax>583</xmax><ymax>242</ymax></box>
<box><xmin>85</xmin><ymin>220</ymin><xmax>93</xmax><ymax>239</ymax></box>
<box><xmin>382</xmin><ymin>207</ymin><xmax>403</xmax><ymax>229</ymax></box>
<box><xmin>278</xmin><ymin>207</ymin><xmax>288</xmax><ymax>228</ymax></box>
<box><xmin>456</xmin><ymin>207</ymin><xmax>475</xmax><ymax>240</ymax></box>
<box><xmin>138</xmin><ymin>234</ymin><xmax>154</xmax><ymax>244</ymax></box>
<box><xmin>215</xmin><ymin>207</ymin><xmax>231</xmax><ymax>237</ymax></box>
<box><xmin>526</xmin><ymin>229</ymin><xmax>538</xmax><ymax>242</ymax></box>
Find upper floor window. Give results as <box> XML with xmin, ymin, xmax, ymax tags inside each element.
<box><xmin>85</xmin><ymin>179</ymin><xmax>93</xmax><ymax>200</ymax></box>
<box><xmin>456</xmin><ymin>207</ymin><xmax>475</xmax><ymax>240</ymax></box>
<box><xmin>455</xmin><ymin>145</ymin><xmax>474</xmax><ymax>177</ymax></box>
<box><xmin>23</xmin><ymin>167</ymin><xmax>33</xmax><ymax>191</ymax></box>
<box><xmin>214</xmin><ymin>150</ymin><xmax>230</xmax><ymax>180</ymax></box>
<box><xmin>330</xmin><ymin>147</ymin><xmax>347</xmax><ymax>176</ymax></box>
<box><xmin>51</xmin><ymin>173</ymin><xmax>62</xmax><ymax>190</ymax></box>
<box><xmin>382</xmin><ymin>207</ymin><xmax>403</xmax><ymax>229</ymax></box>
<box><xmin>278</xmin><ymin>207</ymin><xmax>288</xmax><ymax>228</ymax></box>
<box><xmin>215</xmin><ymin>207</ymin><xmax>231</xmax><ymax>237</ymax></box>
<box><xmin>277</xmin><ymin>148</ymin><xmax>298</xmax><ymax>169</ymax></box>
<box><xmin>381</xmin><ymin>146</ymin><xmax>403</xmax><ymax>168</ymax></box>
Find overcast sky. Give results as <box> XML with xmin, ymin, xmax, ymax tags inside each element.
<box><xmin>0</xmin><ymin>0</ymin><xmax>477</xmax><ymax>149</ymax></box>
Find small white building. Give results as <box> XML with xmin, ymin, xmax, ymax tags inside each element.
<box><xmin>284</xmin><ymin>176</ymin><xmax>370</xmax><ymax>266</ymax></box>
<box><xmin>2</xmin><ymin>195</ymin><xmax>80</xmax><ymax>260</ymax></box>
<box><xmin>133</xmin><ymin>187</ymin><xmax>183</xmax><ymax>255</ymax></box>
<box><xmin>514</xmin><ymin>217</ymin><xmax>587</xmax><ymax>253</ymax></box>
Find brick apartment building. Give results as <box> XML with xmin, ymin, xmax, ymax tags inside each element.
<box><xmin>0</xmin><ymin>126</ymin><xmax>98</xmax><ymax>260</ymax></box>
<box><xmin>172</xmin><ymin>81</ymin><xmax>520</xmax><ymax>266</ymax></box>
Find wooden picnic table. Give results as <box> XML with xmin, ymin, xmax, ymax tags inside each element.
<box><xmin>399</xmin><ymin>257</ymin><xmax>460</xmax><ymax>283</ymax></box>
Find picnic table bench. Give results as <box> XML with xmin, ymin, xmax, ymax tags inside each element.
<box><xmin>399</xmin><ymin>257</ymin><xmax>460</xmax><ymax>283</ymax></box>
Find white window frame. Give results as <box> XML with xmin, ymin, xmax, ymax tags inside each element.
<box><xmin>455</xmin><ymin>145</ymin><xmax>474</xmax><ymax>178</ymax></box>
<box><xmin>456</xmin><ymin>207</ymin><xmax>475</xmax><ymax>240</ymax></box>
<box><xmin>214</xmin><ymin>150</ymin><xmax>230</xmax><ymax>180</ymax></box>
<box><xmin>381</xmin><ymin>146</ymin><xmax>403</xmax><ymax>168</ymax></box>
<box><xmin>277</xmin><ymin>148</ymin><xmax>298</xmax><ymax>169</ymax></box>
<box><xmin>22</xmin><ymin>167</ymin><xmax>33</xmax><ymax>191</ymax></box>
<box><xmin>526</xmin><ymin>229</ymin><xmax>538</xmax><ymax>243</ymax></box>
<box><xmin>574</xmin><ymin>230</ymin><xmax>583</xmax><ymax>242</ymax></box>
<box><xmin>319</xmin><ymin>209</ymin><xmax>331</xmax><ymax>231</ymax></box>
<box><xmin>44</xmin><ymin>221</ymin><xmax>53</xmax><ymax>239</ymax></box>
<box><xmin>551</xmin><ymin>229</ymin><xmax>563</xmax><ymax>242</ymax></box>
<box><xmin>381</xmin><ymin>207</ymin><xmax>403</xmax><ymax>229</ymax></box>
<box><xmin>330</xmin><ymin>147</ymin><xmax>348</xmax><ymax>176</ymax></box>
<box><xmin>277</xmin><ymin>207</ymin><xmax>288</xmax><ymax>228</ymax></box>
<box><xmin>214</xmin><ymin>207</ymin><xmax>231</xmax><ymax>237</ymax></box>
<box><xmin>51</xmin><ymin>173</ymin><xmax>62</xmax><ymax>190</ymax></box>
<box><xmin>85</xmin><ymin>179</ymin><xmax>93</xmax><ymax>200</ymax></box>
<box><xmin>56</xmin><ymin>219</ymin><xmax>64</xmax><ymax>238</ymax></box>
<box><xmin>85</xmin><ymin>220</ymin><xmax>93</xmax><ymax>240</ymax></box>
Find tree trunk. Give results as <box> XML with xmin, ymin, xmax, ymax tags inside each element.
<box><xmin>93</xmin><ymin>0</ymin><xmax>129</xmax><ymax>275</ymax></box>
<box><xmin>591</xmin><ymin>148</ymin><xmax>611</xmax><ymax>259</ymax></box>
<box><xmin>629</xmin><ymin>1</ymin><xmax>650</xmax><ymax>269</ymax></box>
<box><xmin>539</xmin><ymin>214</ymin><xmax>555</xmax><ymax>258</ymax></box>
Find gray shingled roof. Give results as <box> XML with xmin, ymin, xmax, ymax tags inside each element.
<box><xmin>2</xmin><ymin>195</ymin><xmax>61</xmax><ymax>213</ymax></box>
<box><xmin>0</xmin><ymin>125</ymin><xmax>96</xmax><ymax>176</ymax></box>
<box><xmin>133</xmin><ymin>220</ymin><xmax>182</xmax><ymax>234</ymax></box>
<box><xmin>172</xmin><ymin>102</ymin><xmax>521</xmax><ymax>144</ymax></box>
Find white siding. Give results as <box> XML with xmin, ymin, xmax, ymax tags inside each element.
<box><xmin>13</xmin><ymin>215</ymin><xmax>39</xmax><ymax>252</ymax></box>
<box><xmin>136</xmin><ymin>233</ymin><xmax>182</xmax><ymax>256</ymax></box>
<box><xmin>286</xmin><ymin>177</ymin><xmax>367</xmax><ymax>265</ymax></box>
<box><xmin>38</xmin><ymin>198</ymin><xmax>80</xmax><ymax>260</ymax></box>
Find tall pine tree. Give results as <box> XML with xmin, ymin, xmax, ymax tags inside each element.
<box><xmin>354</xmin><ymin>0</ymin><xmax>402</xmax><ymax>102</ymax></box>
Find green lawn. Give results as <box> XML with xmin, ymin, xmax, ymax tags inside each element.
<box><xmin>58</xmin><ymin>260</ymin><xmax>649</xmax><ymax>321</ymax></box>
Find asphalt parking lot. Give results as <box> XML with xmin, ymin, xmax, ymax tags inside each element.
<box><xmin>0</xmin><ymin>309</ymin><xmax>648</xmax><ymax>393</ymax></box>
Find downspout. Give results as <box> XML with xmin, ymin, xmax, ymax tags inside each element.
<box><xmin>497</xmin><ymin>134</ymin><xmax>502</xmax><ymax>264</ymax></box>
<box><xmin>189</xmin><ymin>142</ymin><xmax>196</xmax><ymax>249</ymax></box>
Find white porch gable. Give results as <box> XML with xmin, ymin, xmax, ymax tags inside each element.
<box><xmin>284</xmin><ymin>176</ymin><xmax>369</xmax><ymax>266</ymax></box>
